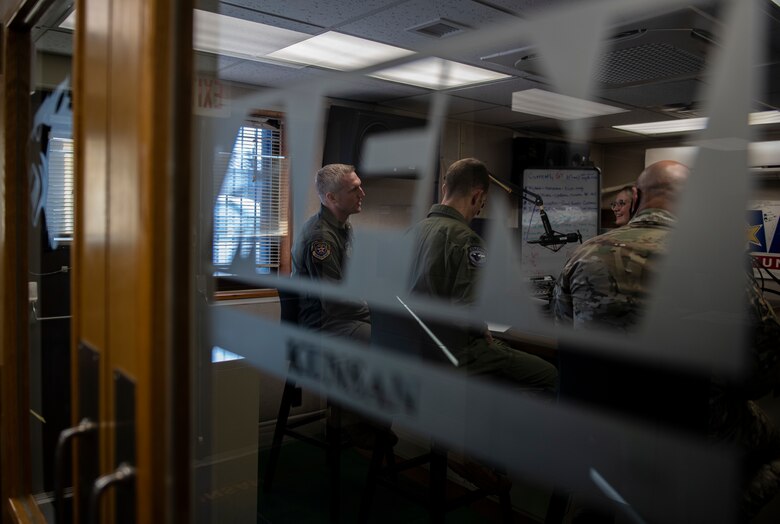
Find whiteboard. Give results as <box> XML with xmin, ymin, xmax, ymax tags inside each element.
<box><xmin>520</xmin><ymin>168</ymin><xmax>601</xmax><ymax>278</ymax></box>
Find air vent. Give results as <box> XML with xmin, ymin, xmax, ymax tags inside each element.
<box><xmin>408</xmin><ymin>18</ymin><xmax>468</xmax><ymax>39</ymax></box>
<box><xmin>595</xmin><ymin>42</ymin><xmax>705</xmax><ymax>87</ymax></box>
<box><xmin>483</xmin><ymin>27</ymin><xmax>711</xmax><ymax>89</ymax></box>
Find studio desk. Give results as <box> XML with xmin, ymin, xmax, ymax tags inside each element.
<box><xmin>489</xmin><ymin>297</ymin><xmax>558</xmax><ymax>363</ymax></box>
<box><xmin>490</xmin><ymin>325</ymin><xmax>558</xmax><ymax>363</ymax></box>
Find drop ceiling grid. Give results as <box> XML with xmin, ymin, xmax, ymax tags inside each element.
<box><xmin>599</xmin><ymin>79</ymin><xmax>704</xmax><ymax>110</ymax></box>
<box><xmin>456</xmin><ymin>105</ymin><xmax>549</xmax><ymax>126</ymax></box>
<box><xmin>448</xmin><ymin>77</ymin><xmax>541</xmax><ymax>106</ymax></box>
<box><xmin>221</xmin><ymin>0</ymin><xmax>407</xmax><ymax>29</ymax></box>
<box><xmin>34</xmin><ymin>30</ymin><xmax>73</xmax><ymax>56</ymax></box>
<box><xmin>216</xmin><ymin>58</ymin><xmax>429</xmax><ymax>102</ymax></box>
<box><xmin>216</xmin><ymin>2</ymin><xmax>323</xmax><ymax>33</ymax></box>
<box><xmin>217</xmin><ymin>59</ymin><xmax>335</xmax><ymax>87</ymax></box>
<box><xmin>335</xmin><ymin>0</ymin><xmax>509</xmax><ymax>59</ymax></box>
<box><xmin>379</xmin><ymin>93</ymin><xmax>499</xmax><ymax>116</ymax></box>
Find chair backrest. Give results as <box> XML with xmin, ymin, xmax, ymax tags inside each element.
<box><xmin>277</xmin><ymin>288</ymin><xmax>301</xmax><ymax>325</ymax></box>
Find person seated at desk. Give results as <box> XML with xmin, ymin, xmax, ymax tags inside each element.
<box><xmin>610</xmin><ymin>185</ymin><xmax>636</xmax><ymax>227</ymax></box>
<box><xmin>292</xmin><ymin>163</ymin><xmax>371</xmax><ymax>342</ymax></box>
<box><xmin>291</xmin><ymin>163</ymin><xmax>392</xmax><ymax>449</ymax></box>
<box><xmin>407</xmin><ymin>157</ymin><xmax>557</xmax><ymax>396</ymax></box>
<box><xmin>551</xmin><ymin>160</ymin><xmax>780</xmax><ymax>520</ymax></box>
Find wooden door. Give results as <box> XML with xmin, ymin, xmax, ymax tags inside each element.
<box><xmin>71</xmin><ymin>0</ymin><xmax>193</xmax><ymax>521</ymax></box>
<box><xmin>0</xmin><ymin>0</ymin><xmax>192</xmax><ymax>522</ymax></box>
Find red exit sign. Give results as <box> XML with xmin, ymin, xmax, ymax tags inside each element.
<box><xmin>194</xmin><ymin>76</ymin><xmax>230</xmax><ymax>117</ymax></box>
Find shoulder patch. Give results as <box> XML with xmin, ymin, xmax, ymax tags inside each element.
<box><xmin>311</xmin><ymin>240</ymin><xmax>332</xmax><ymax>261</ymax></box>
<box><xmin>467</xmin><ymin>246</ymin><xmax>486</xmax><ymax>267</ymax></box>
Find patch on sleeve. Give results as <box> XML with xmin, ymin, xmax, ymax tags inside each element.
<box><xmin>311</xmin><ymin>240</ymin><xmax>332</xmax><ymax>261</ymax></box>
<box><xmin>467</xmin><ymin>246</ymin><xmax>486</xmax><ymax>267</ymax></box>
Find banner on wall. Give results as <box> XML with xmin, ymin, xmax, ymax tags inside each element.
<box><xmin>747</xmin><ymin>201</ymin><xmax>780</xmax><ymax>272</ymax></box>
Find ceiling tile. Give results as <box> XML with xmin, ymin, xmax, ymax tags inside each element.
<box><xmin>379</xmin><ymin>94</ymin><xmax>498</xmax><ymax>116</ymax></box>
<box><xmin>221</xmin><ymin>0</ymin><xmax>400</xmax><ymax>29</ymax></box>
<box><xmin>335</xmin><ymin>0</ymin><xmax>509</xmax><ymax>57</ymax></box>
<box><xmin>34</xmin><ymin>29</ymin><xmax>73</xmax><ymax>56</ymax></box>
<box><xmin>459</xmin><ymin>106</ymin><xmax>547</xmax><ymax>126</ymax></box>
<box><xmin>450</xmin><ymin>77</ymin><xmax>541</xmax><ymax>106</ymax></box>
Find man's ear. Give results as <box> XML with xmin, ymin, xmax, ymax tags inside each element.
<box><xmin>470</xmin><ymin>189</ymin><xmax>480</xmax><ymax>206</ymax></box>
<box><xmin>630</xmin><ymin>186</ymin><xmax>639</xmax><ymax>214</ymax></box>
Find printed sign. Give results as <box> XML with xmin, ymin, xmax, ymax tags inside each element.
<box><xmin>194</xmin><ymin>75</ymin><xmax>230</xmax><ymax>117</ymax></box>
<box><xmin>747</xmin><ymin>201</ymin><xmax>780</xmax><ymax>272</ymax></box>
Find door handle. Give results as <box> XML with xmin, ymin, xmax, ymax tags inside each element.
<box><xmin>88</xmin><ymin>462</ymin><xmax>137</xmax><ymax>524</ymax></box>
<box><xmin>55</xmin><ymin>418</ymin><xmax>98</xmax><ymax>524</ymax></box>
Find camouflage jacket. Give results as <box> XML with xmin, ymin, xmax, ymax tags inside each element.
<box><xmin>551</xmin><ymin>208</ymin><xmax>675</xmax><ymax>331</ymax></box>
<box><xmin>552</xmin><ymin>208</ymin><xmax>780</xmax><ymax>517</ymax></box>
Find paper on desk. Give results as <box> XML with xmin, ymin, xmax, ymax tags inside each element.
<box><xmin>487</xmin><ymin>322</ymin><xmax>511</xmax><ymax>333</ymax></box>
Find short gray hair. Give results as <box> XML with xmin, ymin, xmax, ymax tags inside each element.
<box><xmin>315</xmin><ymin>164</ymin><xmax>355</xmax><ymax>201</ymax></box>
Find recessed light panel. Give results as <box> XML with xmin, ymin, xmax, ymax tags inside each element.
<box><xmin>373</xmin><ymin>57</ymin><xmax>510</xmax><ymax>89</ymax></box>
<box><xmin>511</xmin><ymin>89</ymin><xmax>628</xmax><ymax>120</ymax></box>
<box><xmin>614</xmin><ymin>111</ymin><xmax>780</xmax><ymax>135</ymax></box>
<box><xmin>59</xmin><ymin>11</ymin><xmax>76</xmax><ymax>30</ymax></box>
<box><xmin>193</xmin><ymin>9</ymin><xmax>311</xmax><ymax>65</ymax></box>
<box><xmin>267</xmin><ymin>31</ymin><xmax>414</xmax><ymax>70</ymax></box>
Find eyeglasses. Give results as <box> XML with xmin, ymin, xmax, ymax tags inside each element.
<box><xmin>610</xmin><ymin>199</ymin><xmax>630</xmax><ymax>209</ymax></box>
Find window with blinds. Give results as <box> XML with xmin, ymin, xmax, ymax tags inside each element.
<box><xmin>45</xmin><ymin>136</ymin><xmax>75</xmax><ymax>246</ymax></box>
<box><xmin>212</xmin><ymin>119</ymin><xmax>288</xmax><ymax>274</ymax></box>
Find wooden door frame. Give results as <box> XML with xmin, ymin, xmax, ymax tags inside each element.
<box><xmin>1</xmin><ymin>0</ymin><xmax>42</xmax><ymax>520</ymax></box>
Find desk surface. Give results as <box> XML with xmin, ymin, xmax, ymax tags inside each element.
<box><xmin>491</xmin><ymin>327</ymin><xmax>557</xmax><ymax>361</ymax></box>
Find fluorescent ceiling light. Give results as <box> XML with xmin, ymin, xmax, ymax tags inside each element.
<box><xmin>268</xmin><ymin>31</ymin><xmax>414</xmax><ymax>70</ymax></box>
<box><xmin>193</xmin><ymin>9</ymin><xmax>311</xmax><ymax>66</ymax></box>
<box><xmin>511</xmin><ymin>89</ymin><xmax>628</xmax><ymax>120</ymax></box>
<box><xmin>372</xmin><ymin>57</ymin><xmax>510</xmax><ymax>89</ymax></box>
<box><xmin>59</xmin><ymin>11</ymin><xmax>76</xmax><ymax>30</ymax></box>
<box><xmin>749</xmin><ymin>110</ymin><xmax>780</xmax><ymax>125</ymax></box>
<box><xmin>614</xmin><ymin>117</ymin><xmax>708</xmax><ymax>135</ymax></box>
<box><xmin>613</xmin><ymin>111</ymin><xmax>780</xmax><ymax>135</ymax></box>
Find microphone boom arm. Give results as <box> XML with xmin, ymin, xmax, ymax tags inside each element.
<box><xmin>488</xmin><ymin>174</ymin><xmax>582</xmax><ymax>250</ymax></box>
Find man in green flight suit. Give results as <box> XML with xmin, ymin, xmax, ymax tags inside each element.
<box><xmin>408</xmin><ymin>158</ymin><xmax>558</xmax><ymax>395</ymax></box>
<box><xmin>291</xmin><ymin>163</ymin><xmax>394</xmax><ymax>450</ymax></box>
<box><xmin>292</xmin><ymin>163</ymin><xmax>371</xmax><ymax>341</ymax></box>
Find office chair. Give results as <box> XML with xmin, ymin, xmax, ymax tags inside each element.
<box><xmin>359</xmin><ymin>299</ymin><xmax>514</xmax><ymax>524</ymax></box>
<box><xmin>262</xmin><ymin>288</ymin><xmax>395</xmax><ymax>523</ymax></box>
<box><xmin>262</xmin><ymin>288</ymin><xmax>345</xmax><ymax>523</ymax></box>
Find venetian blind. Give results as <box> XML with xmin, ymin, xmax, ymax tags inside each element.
<box><xmin>212</xmin><ymin>119</ymin><xmax>288</xmax><ymax>273</ymax></box>
<box><xmin>45</xmin><ymin>136</ymin><xmax>75</xmax><ymax>246</ymax></box>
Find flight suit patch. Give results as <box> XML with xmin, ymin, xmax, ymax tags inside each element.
<box><xmin>311</xmin><ymin>240</ymin><xmax>332</xmax><ymax>261</ymax></box>
<box><xmin>468</xmin><ymin>246</ymin><xmax>486</xmax><ymax>267</ymax></box>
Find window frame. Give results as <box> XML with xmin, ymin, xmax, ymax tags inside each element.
<box><xmin>213</xmin><ymin>109</ymin><xmax>291</xmax><ymax>296</ymax></box>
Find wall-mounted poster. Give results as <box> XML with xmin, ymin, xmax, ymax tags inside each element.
<box><xmin>747</xmin><ymin>201</ymin><xmax>780</xmax><ymax>273</ymax></box>
<box><xmin>520</xmin><ymin>168</ymin><xmax>600</xmax><ymax>279</ymax></box>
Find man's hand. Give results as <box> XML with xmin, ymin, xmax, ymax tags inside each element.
<box><xmin>484</xmin><ymin>328</ymin><xmax>494</xmax><ymax>344</ymax></box>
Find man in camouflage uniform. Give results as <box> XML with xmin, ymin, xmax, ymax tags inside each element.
<box><xmin>552</xmin><ymin>160</ymin><xmax>780</xmax><ymax>519</ymax></box>
<box><xmin>292</xmin><ymin>163</ymin><xmax>371</xmax><ymax>341</ymax></box>
<box><xmin>408</xmin><ymin>158</ymin><xmax>557</xmax><ymax>395</ymax></box>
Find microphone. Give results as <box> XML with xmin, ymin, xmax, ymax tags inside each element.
<box><xmin>528</xmin><ymin>230</ymin><xmax>582</xmax><ymax>247</ymax></box>
<box><xmin>538</xmin><ymin>206</ymin><xmax>556</xmax><ymax>240</ymax></box>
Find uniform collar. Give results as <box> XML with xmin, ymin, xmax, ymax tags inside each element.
<box><xmin>628</xmin><ymin>208</ymin><xmax>677</xmax><ymax>227</ymax></box>
<box><xmin>319</xmin><ymin>204</ymin><xmax>350</xmax><ymax>231</ymax></box>
<box><xmin>427</xmin><ymin>204</ymin><xmax>469</xmax><ymax>226</ymax></box>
